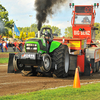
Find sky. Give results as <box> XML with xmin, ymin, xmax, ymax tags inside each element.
<box><xmin>0</xmin><ymin>0</ymin><xmax>100</xmax><ymax>36</ymax></box>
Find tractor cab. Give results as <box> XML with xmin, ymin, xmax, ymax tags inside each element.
<box><xmin>40</xmin><ymin>28</ymin><xmax>53</xmax><ymax>42</ymax></box>
<box><xmin>40</xmin><ymin>27</ymin><xmax>53</xmax><ymax>52</ymax></box>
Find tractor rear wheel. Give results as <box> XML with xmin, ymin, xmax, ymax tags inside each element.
<box><xmin>84</xmin><ymin>56</ymin><xmax>90</xmax><ymax>76</ymax></box>
<box><xmin>51</xmin><ymin>45</ymin><xmax>69</xmax><ymax>78</ymax></box>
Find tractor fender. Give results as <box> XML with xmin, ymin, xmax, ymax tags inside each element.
<box><xmin>49</xmin><ymin>41</ymin><xmax>61</xmax><ymax>53</ymax></box>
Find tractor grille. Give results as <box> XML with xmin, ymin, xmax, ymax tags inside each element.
<box><xmin>26</xmin><ymin>43</ymin><xmax>37</xmax><ymax>53</ymax></box>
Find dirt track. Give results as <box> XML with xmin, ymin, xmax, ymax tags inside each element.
<box><xmin>0</xmin><ymin>53</ymin><xmax>9</xmax><ymax>58</ymax></box>
<box><xmin>0</xmin><ymin>53</ymin><xmax>100</xmax><ymax>96</ymax></box>
<box><xmin>0</xmin><ymin>64</ymin><xmax>100</xmax><ymax>96</ymax></box>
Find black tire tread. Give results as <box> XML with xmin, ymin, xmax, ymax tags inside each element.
<box><xmin>51</xmin><ymin>45</ymin><xmax>69</xmax><ymax>78</ymax></box>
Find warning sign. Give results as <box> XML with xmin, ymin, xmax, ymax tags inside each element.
<box><xmin>69</xmin><ymin>41</ymin><xmax>80</xmax><ymax>48</ymax></box>
<box><xmin>95</xmin><ymin>49</ymin><xmax>100</xmax><ymax>61</ymax></box>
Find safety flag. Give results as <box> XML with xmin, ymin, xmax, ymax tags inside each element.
<box><xmin>14</xmin><ymin>24</ymin><xmax>20</xmax><ymax>36</ymax></box>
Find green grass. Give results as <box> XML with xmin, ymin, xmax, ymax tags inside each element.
<box><xmin>0</xmin><ymin>58</ymin><xmax>8</xmax><ymax>63</ymax></box>
<box><xmin>0</xmin><ymin>83</ymin><xmax>100</xmax><ymax>100</ymax></box>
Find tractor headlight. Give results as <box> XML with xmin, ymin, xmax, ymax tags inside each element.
<box><xmin>26</xmin><ymin>47</ymin><xmax>30</xmax><ymax>50</ymax></box>
<box><xmin>34</xmin><ymin>44</ymin><xmax>37</xmax><ymax>47</ymax></box>
<box><xmin>26</xmin><ymin>44</ymin><xmax>30</xmax><ymax>46</ymax></box>
<box><xmin>26</xmin><ymin>43</ymin><xmax>37</xmax><ymax>53</ymax></box>
<box><xmin>26</xmin><ymin>44</ymin><xmax>37</xmax><ymax>46</ymax></box>
<box><xmin>33</xmin><ymin>47</ymin><xmax>37</xmax><ymax>50</ymax></box>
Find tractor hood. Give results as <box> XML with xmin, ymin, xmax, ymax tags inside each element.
<box><xmin>25</xmin><ymin>38</ymin><xmax>47</xmax><ymax>53</ymax></box>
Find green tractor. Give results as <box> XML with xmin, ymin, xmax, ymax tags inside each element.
<box><xmin>8</xmin><ymin>27</ymin><xmax>69</xmax><ymax>78</ymax></box>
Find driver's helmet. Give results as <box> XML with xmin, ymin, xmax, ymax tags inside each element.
<box><xmin>83</xmin><ymin>17</ymin><xmax>88</xmax><ymax>22</ymax></box>
<box><xmin>45</xmin><ymin>30</ymin><xmax>50</xmax><ymax>36</ymax></box>
<box><xmin>82</xmin><ymin>17</ymin><xmax>90</xmax><ymax>23</ymax></box>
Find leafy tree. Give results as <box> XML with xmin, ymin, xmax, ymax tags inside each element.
<box><xmin>23</xmin><ymin>32</ymin><xmax>26</xmax><ymax>39</ymax></box>
<box><xmin>18</xmin><ymin>24</ymin><xmax>61</xmax><ymax>37</ymax></box>
<box><xmin>64</xmin><ymin>27</ymin><xmax>72</xmax><ymax>38</ymax></box>
<box><xmin>19</xmin><ymin>31</ymin><xmax>23</xmax><ymax>40</ymax></box>
<box><xmin>30</xmin><ymin>32</ymin><xmax>35</xmax><ymax>37</ymax></box>
<box><xmin>31</xmin><ymin>24</ymin><xmax>38</xmax><ymax>33</ymax></box>
<box><xmin>28</xmin><ymin>32</ymin><xmax>31</xmax><ymax>37</ymax></box>
<box><xmin>0</xmin><ymin>4</ymin><xmax>14</xmax><ymax>35</ymax></box>
<box><xmin>8</xmin><ymin>30</ymin><xmax>13</xmax><ymax>37</ymax></box>
<box><xmin>51</xmin><ymin>26</ymin><xmax>61</xmax><ymax>36</ymax></box>
<box><xmin>28</xmin><ymin>32</ymin><xmax>35</xmax><ymax>38</ymax></box>
<box><xmin>15</xmin><ymin>35</ymin><xmax>19</xmax><ymax>39</ymax></box>
<box><xmin>18</xmin><ymin>24</ymin><xmax>38</xmax><ymax>33</ymax></box>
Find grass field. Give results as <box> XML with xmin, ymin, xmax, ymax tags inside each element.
<box><xmin>0</xmin><ymin>58</ymin><xmax>9</xmax><ymax>63</ymax></box>
<box><xmin>0</xmin><ymin>52</ymin><xmax>15</xmax><ymax>63</ymax></box>
<box><xmin>0</xmin><ymin>83</ymin><xmax>100</xmax><ymax>100</ymax></box>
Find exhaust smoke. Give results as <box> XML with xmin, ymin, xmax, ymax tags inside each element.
<box><xmin>35</xmin><ymin>0</ymin><xmax>67</xmax><ymax>30</ymax></box>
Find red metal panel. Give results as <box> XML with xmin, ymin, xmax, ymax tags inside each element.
<box><xmin>72</xmin><ymin>26</ymin><xmax>92</xmax><ymax>44</ymax></box>
<box><xmin>77</xmin><ymin>55</ymin><xmax>85</xmax><ymax>73</ymax></box>
<box><xmin>53</xmin><ymin>37</ymin><xmax>86</xmax><ymax>50</ymax></box>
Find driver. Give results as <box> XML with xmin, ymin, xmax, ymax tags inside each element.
<box><xmin>82</xmin><ymin>17</ymin><xmax>90</xmax><ymax>24</ymax></box>
<box><xmin>83</xmin><ymin>19</ymin><xmax>87</xmax><ymax>23</ymax></box>
<box><xmin>44</xmin><ymin>30</ymin><xmax>51</xmax><ymax>51</ymax></box>
<box><xmin>44</xmin><ymin>30</ymin><xmax>51</xmax><ymax>42</ymax></box>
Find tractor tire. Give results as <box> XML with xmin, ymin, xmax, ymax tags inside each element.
<box><xmin>93</xmin><ymin>62</ymin><xmax>97</xmax><ymax>73</ymax></box>
<box><xmin>22</xmin><ymin>66</ymin><xmax>37</xmax><ymax>76</ymax></box>
<box><xmin>40</xmin><ymin>54</ymin><xmax>52</xmax><ymax>72</ymax></box>
<box><xmin>51</xmin><ymin>44</ymin><xmax>70</xmax><ymax>78</ymax></box>
<box><xmin>96</xmin><ymin>62</ymin><xmax>99</xmax><ymax>72</ymax></box>
<box><xmin>13</xmin><ymin>54</ymin><xmax>25</xmax><ymax>71</ymax></box>
<box><xmin>84</xmin><ymin>56</ymin><xmax>90</xmax><ymax>76</ymax></box>
<box><xmin>13</xmin><ymin>55</ymin><xmax>18</xmax><ymax>71</ymax></box>
<box><xmin>90</xmin><ymin>59</ymin><xmax>96</xmax><ymax>73</ymax></box>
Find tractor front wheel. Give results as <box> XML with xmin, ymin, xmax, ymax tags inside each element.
<box><xmin>13</xmin><ymin>55</ymin><xmax>25</xmax><ymax>71</ymax></box>
<box><xmin>40</xmin><ymin>54</ymin><xmax>52</xmax><ymax>72</ymax></box>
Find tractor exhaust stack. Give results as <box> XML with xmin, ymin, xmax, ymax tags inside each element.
<box><xmin>38</xmin><ymin>31</ymin><xmax>40</xmax><ymax>38</ymax></box>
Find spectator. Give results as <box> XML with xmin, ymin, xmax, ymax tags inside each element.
<box><xmin>3</xmin><ymin>41</ymin><xmax>8</xmax><ymax>52</ymax></box>
<box><xmin>6</xmin><ymin>39</ymin><xmax>9</xmax><ymax>48</ymax></box>
<box><xmin>19</xmin><ymin>42</ymin><xmax>22</xmax><ymax>52</ymax></box>
<box><xmin>0</xmin><ymin>40</ymin><xmax>4</xmax><ymax>52</ymax></box>
<box><xmin>0</xmin><ymin>40</ymin><xmax>2</xmax><ymax>52</ymax></box>
<box><xmin>16</xmin><ymin>41</ymin><xmax>21</xmax><ymax>52</ymax></box>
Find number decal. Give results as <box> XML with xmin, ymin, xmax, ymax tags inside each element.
<box><xmin>85</xmin><ymin>7</ymin><xmax>88</xmax><ymax>13</ymax></box>
<box><xmin>85</xmin><ymin>7</ymin><xmax>92</xmax><ymax>13</ymax></box>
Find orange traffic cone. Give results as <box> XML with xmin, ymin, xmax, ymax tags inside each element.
<box><xmin>73</xmin><ymin>68</ymin><xmax>81</xmax><ymax>88</ymax></box>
